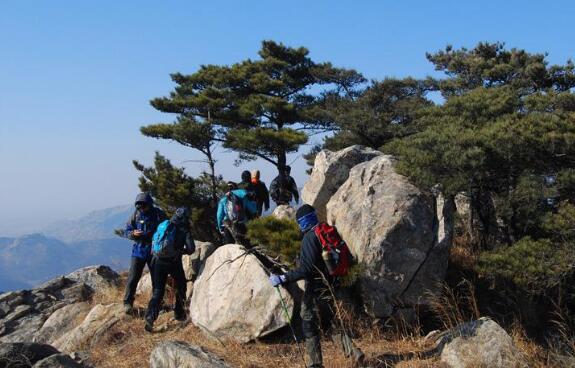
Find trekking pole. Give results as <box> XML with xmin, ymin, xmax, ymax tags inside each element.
<box><xmin>275</xmin><ymin>286</ymin><xmax>307</xmax><ymax>367</ymax></box>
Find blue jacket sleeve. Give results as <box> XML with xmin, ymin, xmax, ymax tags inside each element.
<box><xmin>124</xmin><ymin>212</ymin><xmax>136</xmax><ymax>239</ymax></box>
<box><xmin>216</xmin><ymin>197</ymin><xmax>226</xmax><ymax>231</ymax></box>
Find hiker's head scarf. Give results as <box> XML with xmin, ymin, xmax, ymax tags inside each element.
<box><xmin>296</xmin><ymin>204</ymin><xmax>318</xmax><ymax>232</ymax></box>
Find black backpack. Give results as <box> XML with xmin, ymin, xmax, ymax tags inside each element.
<box><xmin>271</xmin><ymin>175</ymin><xmax>292</xmax><ymax>203</ymax></box>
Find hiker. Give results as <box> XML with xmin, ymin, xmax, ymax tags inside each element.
<box><xmin>268</xmin><ymin>204</ymin><xmax>364</xmax><ymax>368</ymax></box>
<box><xmin>238</xmin><ymin>170</ymin><xmax>253</xmax><ymax>191</ymax></box>
<box><xmin>238</xmin><ymin>170</ymin><xmax>259</xmax><ymax>219</ymax></box>
<box><xmin>269</xmin><ymin>165</ymin><xmax>299</xmax><ymax>206</ymax></box>
<box><xmin>250</xmin><ymin>169</ymin><xmax>270</xmax><ymax>216</ymax></box>
<box><xmin>123</xmin><ymin>192</ymin><xmax>167</xmax><ymax>314</ymax></box>
<box><xmin>216</xmin><ymin>182</ymin><xmax>258</xmax><ymax>245</ymax></box>
<box><xmin>145</xmin><ymin>207</ymin><xmax>195</xmax><ymax>332</ymax></box>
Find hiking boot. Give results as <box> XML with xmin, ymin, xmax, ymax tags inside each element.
<box><xmin>174</xmin><ymin>312</ymin><xmax>187</xmax><ymax>322</ymax></box>
<box><xmin>124</xmin><ymin>303</ymin><xmax>133</xmax><ymax>315</ymax></box>
<box><xmin>144</xmin><ymin>318</ymin><xmax>154</xmax><ymax>333</ymax></box>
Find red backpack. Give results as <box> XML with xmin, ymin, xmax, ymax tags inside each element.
<box><xmin>314</xmin><ymin>223</ymin><xmax>352</xmax><ymax>277</ymax></box>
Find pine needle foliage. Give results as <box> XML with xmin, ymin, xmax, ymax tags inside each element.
<box><xmin>246</xmin><ymin>216</ymin><xmax>302</xmax><ymax>266</ymax></box>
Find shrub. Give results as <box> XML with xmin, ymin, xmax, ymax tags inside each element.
<box><xmin>246</xmin><ymin>216</ymin><xmax>302</xmax><ymax>266</ymax></box>
<box><xmin>477</xmin><ymin>202</ymin><xmax>575</xmax><ymax>295</ymax></box>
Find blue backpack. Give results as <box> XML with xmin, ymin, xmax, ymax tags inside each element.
<box><xmin>152</xmin><ymin>220</ymin><xmax>178</xmax><ymax>258</ymax></box>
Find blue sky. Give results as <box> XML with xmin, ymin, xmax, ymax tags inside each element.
<box><xmin>1</xmin><ymin>0</ymin><xmax>574</xmax><ymax>235</ymax></box>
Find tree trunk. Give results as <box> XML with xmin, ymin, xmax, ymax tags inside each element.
<box><xmin>277</xmin><ymin>148</ymin><xmax>287</xmax><ymax>175</ymax></box>
<box><xmin>206</xmin><ymin>147</ymin><xmax>218</xmax><ymax>207</ymax></box>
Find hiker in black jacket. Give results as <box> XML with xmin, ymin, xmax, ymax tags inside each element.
<box><xmin>268</xmin><ymin>205</ymin><xmax>364</xmax><ymax>368</ymax></box>
<box><xmin>123</xmin><ymin>192</ymin><xmax>167</xmax><ymax>314</ymax></box>
<box><xmin>269</xmin><ymin>165</ymin><xmax>299</xmax><ymax>206</ymax></box>
<box><xmin>145</xmin><ymin>207</ymin><xmax>195</xmax><ymax>332</ymax></box>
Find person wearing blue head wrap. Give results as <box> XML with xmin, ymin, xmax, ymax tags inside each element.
<box><xmin>268</xmin><ymin>204</ymin><xmax>364</xmax><ymax>367</ymax></box>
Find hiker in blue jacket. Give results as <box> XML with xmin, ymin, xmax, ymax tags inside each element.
<box><xmin>216</xmin><ymin>182</ymin><xmax>257</xmax><ymax>245</ymax></box>
<box><xmin>145</xmin><ymin>207</ymin><xmax>195</xmax><ymax>332</ymax></box>
<box><xmin>123</xmin><ymin>192</ymin><xmax>167</xmax><ymax>314</ymax></box>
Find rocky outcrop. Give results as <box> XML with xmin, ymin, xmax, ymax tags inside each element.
<box><xmin>0</xmin><ymin>342</ymin><xmax>59</xmax><ymax>367</ymax></box>
<box><xmin>326</xmin><ymin>155</ymin><xmax>447</xmax><ymax>318</ymax></box>
<box><xmin>34</xmin><ymin>303</ymin><xmax>91</xmax><ymax>345</ymax></box>
<box><xmin>64</xmin><ymin>266</ymin><xmax>119</xmax><ymax>293</ymax></box>
<box><xmin>53</xmin><ymin>303</ymin><xmax>125</xmax><ymax>353</ymax></box>
<box><xmin>439</xmin><ymin>318</ymin><xmax>527</xmax><ymax>368</ymax></box>
<box><xmin>0</xmin><ymin>278</ymin><xmax>91</xmax><ymax>343</ymax></box>
<box><xmin>150</xmin><ymin>341</ymin><xmax>231</xmax><ymax>368</ymax></box>
<box><xmin>302</xmin><ymin>145</ymin><xmax>381</xmax><ymax>221</ymax></box>
<box><xmin>271</xmin><ymin>205</ymin><xmax>296</xmax><ymax>221</ymax></box>
<box><xmin>0</xmin><ymin>265</ymin><xmax>119</xmax><ymax>344</ymax></box>
<box><xmin>190</xmin><ymin>244</ymin><xmax>294</xmax><ymax>343</ymax></box>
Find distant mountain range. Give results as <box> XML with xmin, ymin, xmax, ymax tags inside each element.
<box><xmin>42</xmin><ymin>205</ymin><xmax>132</xmax><ymax>242</ymax></box>
<box><xmin>0</xmin><ymin>205</ymin><xmax>135</xmax><ymax>291</ymax></box>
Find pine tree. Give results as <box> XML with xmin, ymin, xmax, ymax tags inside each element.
<box><xmin>140</xmin><ymin>116</ymin><xmax>220</xmax><ymax>205</ymax></box>
<box><xmin>133</xmin><ymin>152</ymin><xmax>224</xmax><ymax>241</ymax></box>
<box><xmin>150</xmin><ymin>40</ymin><xmax>364</xmax><ymax>174</ymax></box>
<box><xmin>386</xmin><ymin>43</ymin><xmax>575</xmax><ymax>249</ymax></box>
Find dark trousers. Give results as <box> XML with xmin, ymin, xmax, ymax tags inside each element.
<box><xmin>145</xmin><ymin>256</ymin><xmax>187</xmax><ymax>322</ymax></box>
<box><xmin>124</xmin><ymin>256</ymin><xmax>154</xmax><ymax>305</ymax></box>
<box><xmin>222</xmin><ymin>222</ymin><xmax>248</xmax><ymax>246</ymax></box>
<box><xmin>256</xmin><ymin>202</ymin><xmax>264</xmax><ymax>217</ymax></box>
<box><xmin>301</xmin><ymin>282</ymin><xmax>361</xmax><ymax>368</ymax></box>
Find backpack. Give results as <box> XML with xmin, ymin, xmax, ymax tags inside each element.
<box><xmin>152</xmin><ymin>220</ymin><xmax>179</xmax><ymax>258</ymax></box>
<box><xmin>226</xmin><ymin>192</ymin><xmax>246</xmax><ymax>223</ymax></box>
<box><xmin>314</xmin><ymin>223</ymin><xmax>352</xmax><ymax>277</ymax></box>
<box><xmin>271</xmin><ymin>175</ymin><xmax>293</xmax><ymax>203</ymax></box>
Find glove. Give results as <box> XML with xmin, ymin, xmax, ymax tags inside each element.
<box><xmin>269</xmin><ymin>274</ymin><xmax>286</xmax><ymax>287</ymax></box>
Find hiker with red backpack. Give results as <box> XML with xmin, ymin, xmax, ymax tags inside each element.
<box><xmin>268</xmin><ymin>204</ymin><xmax>364</xmax><ymax>368</ymax></box>
<box><xmin>216</xmin><ymin>182</ymin><xmax>258</xmax><ymax>245</ymax></box>
<box><xmin>145</xmin><ymin>207</ymin><xmax>195</xmax><ymax>332</ymax></box>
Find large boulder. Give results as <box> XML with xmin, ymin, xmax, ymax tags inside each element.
<box><xmin>0</xmin><ymin>342</ymin><xmax>59</xmax><ymax>368</ymax></box>
<box><xmin>190</xmin><ymin>244</ymin><xmax>294</xmax><ymax>343</ymax></box>
<box><xmin>53</xmin><ymin>303</ymin><xmax>125</xmax><ymax>353</ymax></box>
<box><xmin>150</xmin><ymin>341</ymin><xmax>231</xmax><ymax>368</ymax></box>
<box><xmin>326</xmin><ymin>155</ymin><xmax>447</xmax><ymax>318</ymax></box>
<box><xmin>302</xmin><ymin>145</ymin><xmax>382</xmax><ymax>221</ymax></box>
<box><xmin>439</xmin><ymin>318</ymin><xmax>527</xmax><ymax>368</ymax></box>
<box><xmin>34</xmin><ymin>303</ymin><xmax>91</xmax><ymax>345</ymax></box>
<box><xmin>183</xmin><ymin>241</ymin><xmax>218</xmax><ymax>282</ymax></box>
<box><xmin>65</xmin><ymin>266</ymin><xmax>120</xmax><ymax>293</ymax></box>
<box><xmin>271</xmin><ymin>205</ymin><xmax>296</xmax><ymax>221</ymax></box>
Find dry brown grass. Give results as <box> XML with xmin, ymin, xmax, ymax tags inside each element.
<box><xmin>90</xmin><ymin>312</ymin><xmax>441</xmax><ymax>368</ymax></box>
<box><xmin>84</xmin><ymin>268</ymin><xmax>567</xmax><ymax>367</ymax></box>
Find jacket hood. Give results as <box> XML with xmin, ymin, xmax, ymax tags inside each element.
<box><xmin>241</xmin><ymin>170</ymin><xmax>252</xmax><ymax>183</ymax></box>
<box><xmin>135</xmin><ymin>192</ymin><xmax>154</xmax><ymax>206</ymax></box>
<box><xmin>170</xmin><ymin>207</ymin><xmax>189</xmax><ymax>226</ymax></box>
